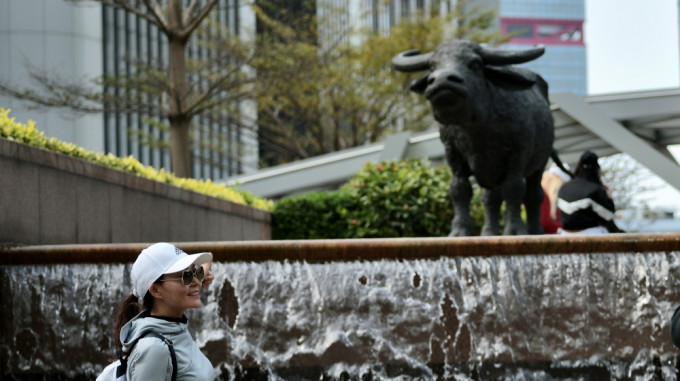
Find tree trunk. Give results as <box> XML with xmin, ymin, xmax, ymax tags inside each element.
<box><xmin>167</xmin><ymin>0</ymin><xmax>191</xmax><ymax>178</ymax></box>
<box><xmin>169</xmin><ymin>115</ymin><xmax>192</xmax><ymax>177</ymax></box>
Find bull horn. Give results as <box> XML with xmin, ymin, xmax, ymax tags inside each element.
<box><xmin>477</xmin><ymin>44</ymin><xmax>545</xmax><ymax>65</ymax></box>
<box><xmin>392</xmin><ymin>49</ymin><xmax>433</xmax><ymax>72</ymax></box>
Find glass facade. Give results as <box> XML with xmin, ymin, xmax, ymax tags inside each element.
<box><xmin>102</xmin><ymin>6</ymin><xmax>168</xmax><ymax>172</ymax></box>
<box><xmin>510</xmin><ymin>44</ymin><xmax>587</xmax><ymax>96</ymax></box>
<box><xmin>101</xmin><ymin>1</ymin><xmax>249</xmax><ymax>180</ymax></box>
<box><xmin>503</xmin><ymin>18</ymin><xmax>583</xmax><ymax>46</ymax></box>
<box><xmin>342</xmin><ymin>0</ymin><xmax>454</xmax><ymax>40</ymax></box>
<box><xmin>499</xmin><ymin>0</ymin><xmax>583</xmax><ymax>19</ymax></box>
<box><xmin>498</xmin><ymin>0</ymin><xmax>587</xmax><ymax>97</ymax></box>
<box><xmin>3</xmin><ymin>0</ymin><xmax>588</xmax><ymax>180</ymax></box>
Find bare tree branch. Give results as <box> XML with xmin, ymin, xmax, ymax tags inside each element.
<box><xmin>181</xmin><ymin>0</ymin><xmax>220</xmax><ymax>39</ymax></box>
<box><xmin>144</xmin><ymin>0</ymin><xmax>170</xmax><ymax>31</ymax></box>
<box><xmin>183</xmin><ymin>0</ymin><xmax>202</xmax><ymax>25</ymax></box>
<box><xmin>89</xmin><ymin>0</ymin><xmax>169</xmax><ymax>31</ymax></box>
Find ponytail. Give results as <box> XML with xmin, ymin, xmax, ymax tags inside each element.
<box><xmin>114</xmin><ymin>294</ymin><xmax>140</xmax><ymax>347</ymax></box>
<box><xmin>113</xmin><ymin>291</ymin><xmax>155</xmax><ymax>347</ymax></box>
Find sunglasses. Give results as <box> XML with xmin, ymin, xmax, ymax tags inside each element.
<box><xmin>159</xmin><ymin>265</ymin><xmax>205</xmax><ymax>286</ymax></box>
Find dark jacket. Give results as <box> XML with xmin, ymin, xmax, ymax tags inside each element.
<box><xmin>557</xmin><ymin>177</ymin><xmax>622</xmax><ymax>233</ymax></box>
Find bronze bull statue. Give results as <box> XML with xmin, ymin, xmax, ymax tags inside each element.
<box><xmin>393</xmin><ymin>40</ymin><xmax>569</xmax><ymax>236</ymax></box>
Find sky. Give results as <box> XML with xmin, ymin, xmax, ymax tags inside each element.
<box><xmin>585</xmin><ymin>0</ymin><xmax>679</xmax><ymax>95</ymax></box>
<box><xmin>585</xmin><ymin>0</ymin><xmax>680</xmax><ymax>211</ymax></box>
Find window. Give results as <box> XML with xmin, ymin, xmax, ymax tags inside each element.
<box><xmin>502</xmin><ymin>18</ymin><xmax>583</xmax><ymax>46</ymax></box>
<box><xmin>507</xmin><ymin>24</ymin><xmax>533</xmax><ymax>39</ymax></box>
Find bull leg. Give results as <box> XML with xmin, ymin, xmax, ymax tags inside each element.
<box><xmin>481</xmin><ymin>187</ymin><xmax>502</xmax><ymax>235</ymax></box>
<box><xmin>449</xmin><ymin>174</ymin><xmax>473</xmax><ymax>237</ymax></box>
<box><xmin>501</xmin><ymin>175</ymin><xmax>528</xmax><ymax>235</ymax></box>
<box><xmin>441</xmin><ymin>136</ymin><xmax>473</xmax><ymax>237</ymax></box>
<box><xmin>523</xmin><ymin>170</ymin><xmax>544</xmax><ymax>234</ymax></box>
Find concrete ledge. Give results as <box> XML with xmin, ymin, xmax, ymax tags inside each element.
<box><xmin>0</xmin><ymin>138</ymin><xmax>270</xmax><ymax>244</ymax></box>
<box><xmin>1</xmin><ymin>233</ymin><xmax>678</xmax><ymax>265</ymax></box>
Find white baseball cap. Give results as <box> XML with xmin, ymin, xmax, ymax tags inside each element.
<box><xmin>131</xmin><ymin>242</ymin><xmax>212</xmax><ymax>298</ymax></box>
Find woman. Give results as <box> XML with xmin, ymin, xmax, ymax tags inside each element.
<box><xmin>113</xmin><ymin>242</ymin><xmax>216</xmax><ymax>380</ymax></box>
<box><xmin>540</xmin><ymin>163</ymin><xmax>571</xmax><ymax>234</ymax></box>
<box><xmin>557</xmin><ymin>150</ymin><xmax>624</xmax><ymax>234</ymax></box>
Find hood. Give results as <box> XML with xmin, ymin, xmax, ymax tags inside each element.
<box><xmin>120</xmin><ymin>310</ymin><xmax>188</xmax><ymax>353</ymax></box>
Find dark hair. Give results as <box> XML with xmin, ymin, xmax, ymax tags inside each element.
<box><xmin>574</xmin><ymin>150</ymin><xmax>602</xmax><ymax>185</ymax></box>
<box><xmin>113</xmin><ymin>286</ymin><xmax>156</xmax><ymax>348</ymax></box>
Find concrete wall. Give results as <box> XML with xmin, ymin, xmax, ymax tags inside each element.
<box><xmin>0</xmin><ymin>138</ymin><xmax>270</xmax><ymax>245</ymax></box>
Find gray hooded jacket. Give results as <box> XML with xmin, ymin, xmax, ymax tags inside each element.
<box><xmin>120</xmin><ymin>311</ymin><xmax>215</xmax><ymax>380</ymax></box>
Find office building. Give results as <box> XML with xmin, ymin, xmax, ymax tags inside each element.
<box><xmin>1</xmin><ymin>0</ymin><xmax>585</xmax><ymax>181</ymax></box>
<box><xmin>1</xmin><ymin>0</ymin><xmax>256</xmax><ymax>180</ymax></box>
<box><xmin>496</xmin><ymin>0</ymin><xmax>586</xmax><ymax>96</ymax></box>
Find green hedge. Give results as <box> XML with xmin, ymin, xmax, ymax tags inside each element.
<box><xmin>272</xmin><ymin>190</ymin><xmax>355</xmax><ymax>239</ymax></box>
<box><xmin>272</xmin><ymin>158</ymin><xmax>489</xmax><ymax>239</ymax></box>
<box><xmin>343</xmin><ymin>158</ymin><xmax>453</xmax><ymax>237</ymax></box>
<box><xmin>0</xmin><ymin>108</ymin><xmax>273</xmax><ymax>211</ymax></box>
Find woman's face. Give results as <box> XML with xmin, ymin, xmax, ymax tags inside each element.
<box><xmin>150</xmin><ymin>265</ymin><xmax>203</xmax><ymax>317</ymax></box>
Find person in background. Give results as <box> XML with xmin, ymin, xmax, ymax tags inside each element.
<box><xmin>540</xmin><ymin>163</ymin><xmax>571</xmax><ymax>234</ymax></box>
<box><xmin>557</xmin><ymin>150</ymin><xmax>624</xmax><ymax>235</ymax></box>
<box><xmin>112</xmin><ymin>242</ymin><xmax>216</xmax><ymax>380</ymax></box>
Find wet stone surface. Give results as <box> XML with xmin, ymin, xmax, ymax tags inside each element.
<box><xmin>2</xmin><ymin>242</ymin><xmax>680</xmax><ymax>379</ymax></box>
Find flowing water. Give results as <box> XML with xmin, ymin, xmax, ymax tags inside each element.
<box><xmin>2</xmin><ymin>252</ymin><xmax>680</xmax><ymax>380</ymax></box>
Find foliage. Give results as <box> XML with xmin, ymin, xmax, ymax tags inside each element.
<box><xmin>341</xmin><ymin>159</ymin><xmax>453</xmax><ymax>237</ymax></box>
<box><xmin>271</xmin><ymin>158</ymin><xmax>491</xmax><ymax>239</ymax></box>
<box><xmin>271</xmin><ymin>190</ymin><xmax>355</xmax><ymax>239</ymax></box>
<box><xmin>0</xmin><ymin>0</ymin><xmax>508</xmax><ymax>175</ymax></box>
<box><xmin>599</xmin><ymin>153</ymin><xmax>657</xmax><ymax>211</ymax></box>
<box><xmin>0</xmin><ymin>108</ymin><xmax>272</xmax><ymax>211</ymax></box>
<box><xmin>252</xmin><ymin>0</ymin><xmax>508</xmax><ymax>166</ymax></box>
<box><xmin>451</xmin><ymin>0</ymin><xmax>511</xmax><ymax>44</ymax></box>
<box><xmin>0</xmin><ymin>0</ymin><xmax>256</xmax><ymax>178</ymax></box>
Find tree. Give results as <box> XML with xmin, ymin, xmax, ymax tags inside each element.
<box><xmin>0</xmin><ymin>0</ymin><xmax>255</xmax><ymax>178</ymax></box>
<box><xmin>251</xmin><ymin>0</ymin><xmax>508</xmax><ymax>166</ymax></box>
<box><xmin>600</xmin><ymin>153</ymin><xmax>658</xmax><ymax>211</ymax></box>
<box><xmin>1</xmin><ymin>0</ymin><xmax>507</xmax><ymax>175</ymax></box>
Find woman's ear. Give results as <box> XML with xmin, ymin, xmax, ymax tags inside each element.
<box><xmin>148</xmin><ymin>284</ymin><xmax>163</xmax><ymax>299</ymax></box>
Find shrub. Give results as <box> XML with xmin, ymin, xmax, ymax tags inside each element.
<box><xmin>342</xmin><ymin>158</ymin><xmax>454</xmax><ymax>237</ymax></box>
<box><xmin>272</xmin><ymin>190</ymin><xmax>356</xmax><ymax>239</ymax></box>
<box><xmin>0</xmin><ymin>108</ymin><xmax>272</xmax><ymax>211</ymax></box>
<box><xmin>271</xmin><ymin>158</ymin><xmax>494</xmax><ymax>239</ymax></box>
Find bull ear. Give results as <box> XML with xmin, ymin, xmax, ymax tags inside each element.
<box><xmin>409</xmin><ymin>74</ymin><xmax>429</xmax><ymax>94</ymax></box>
<box><xmin>392</xmin><ymin>50</ymin><xmax>433</xmax><ymax>72</ymax></box>
<box><xmin>484</xmin><ymin>66</ymin><xmax>538</xmax><ymax>89</ymax></box>
<box><xmin>477</xmin><ymin>44</ymin><xmax>545</xmax><ymax>65</ymax></box>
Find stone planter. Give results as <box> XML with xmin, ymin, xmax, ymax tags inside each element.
<box><xmin>0</xmin><ymin>138</ymin><xmax>270</xmax><ymax>245</ymax></box>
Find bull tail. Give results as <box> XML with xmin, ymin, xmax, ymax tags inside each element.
<box><xmin>551</xmin><ymin>148</ymin><xmax>574</xmax><ymax>179</ymax></box>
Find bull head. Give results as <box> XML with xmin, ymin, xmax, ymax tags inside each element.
<box><xmin>391</xmin><ymin>42</ymin><xmax>546</xmax><ymax>72</ymax></box>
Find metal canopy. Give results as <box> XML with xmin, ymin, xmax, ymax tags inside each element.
<box><xmin>551</xmin><ymin>89</ymin><xmax>680</xmax><ymax>164</ymax></box>
<box><xmin>223</xmin><ymin>88</ymin><xmax>680</xmax><ymax>199</ymax></box>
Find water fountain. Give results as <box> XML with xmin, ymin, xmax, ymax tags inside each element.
<box><xmin>2</xmin><ymin>234</ymin><xmax>680</xmax><ymax>380</ymax></box>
